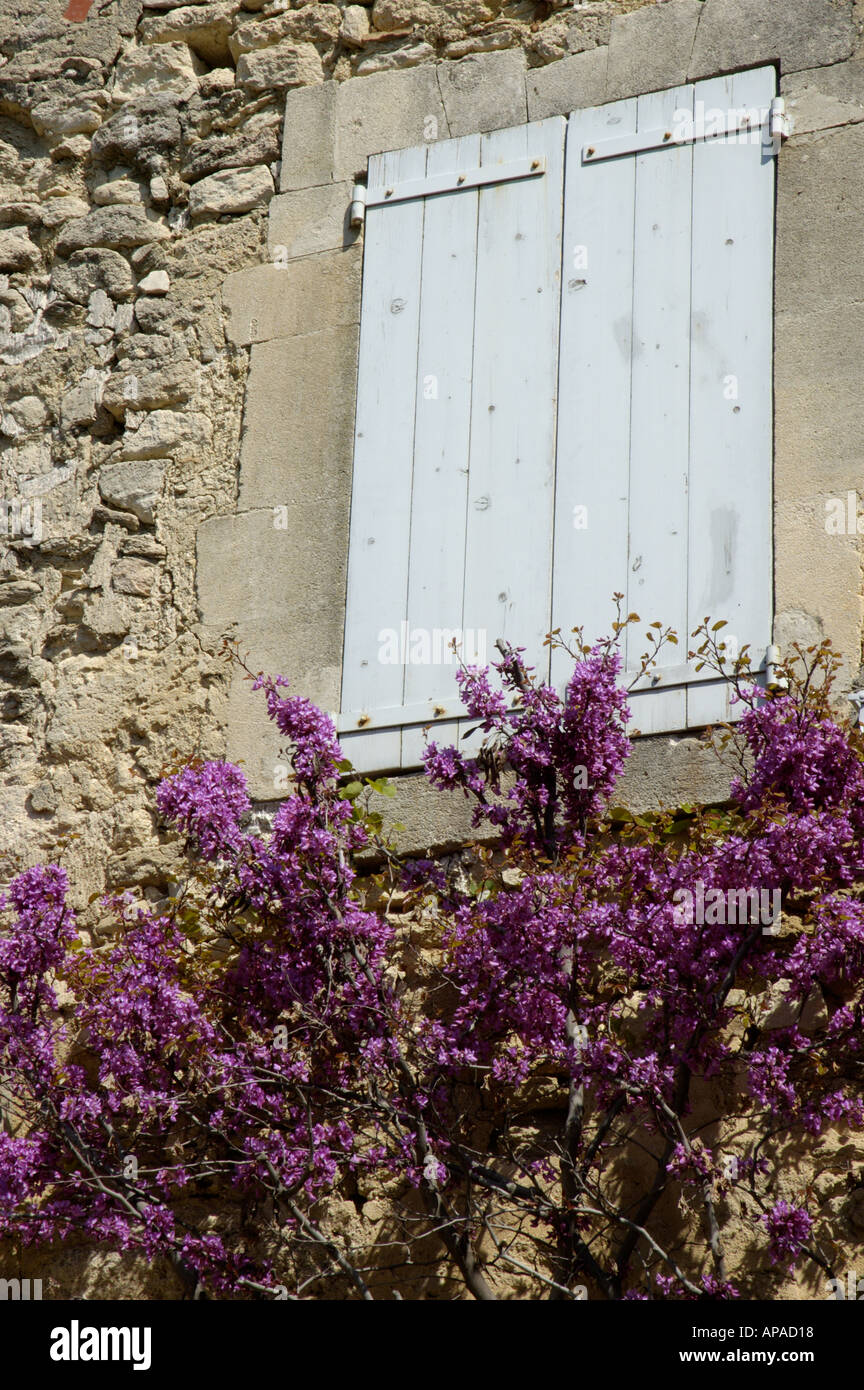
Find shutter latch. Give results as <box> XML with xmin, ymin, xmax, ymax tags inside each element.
<box><xmin>770</xmin><ymin>97</ymin><xmax>789</xmax><ymax>155</ymax></box>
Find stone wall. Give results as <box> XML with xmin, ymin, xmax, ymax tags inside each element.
<box><xmin>2</xmin><ymin>0</ymin><xmax>863</xmax><ymax>907</ymax></box>
<box><xmin>2</xmin><ymin>0</ymin><xmax>864</xmax><ymax>1302</ymax></box>
<box><xmin>0</xmin><ymin>0</ymin><xmax>670</xmax><ymax>913</ymax></box>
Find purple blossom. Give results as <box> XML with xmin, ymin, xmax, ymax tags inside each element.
<box><xmin>760</xmin><ymin>1201</ymin><xmax>813</xmax><ymax>1271</ymax></box>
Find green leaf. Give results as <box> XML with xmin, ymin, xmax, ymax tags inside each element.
<box><xmin>368</xmin><ymin>778</ymin><xmax>395</xmax><ymax>798</ymax></box>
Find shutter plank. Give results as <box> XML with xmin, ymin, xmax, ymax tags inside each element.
<box><xmin>401</xmin><ymin>134</ymin><xmax>482</xmax><ymax>770</ymax></box>
<box><xmin>687</xmin><ymin>67</ymin><xmax>775</xmax><ymax>728</ymax></box>
<box><xmin>627</xmin><ymin>685</ymin><xmax>687</xmax><ymax>737</ymax></box>
<box><xmin>551</xmin><ymin>100</ymin><xmax>637</xmax><ymax>695</ymax></box>
<box><xmin>461</xmin><ymin>118</ymin><xmax>566</xmax><ymax>687</ymax></box>
<box><xmin>686</xmin><ymin>677</ymin><xmax>734</xmax><ymax>729</ymax></box>
<box><xmin>340</xmin><ymin>144</ymin><xmax>428</xmax><ymax>772</ymax></box>
<box><xmin>624</xmin><ymin>85</ymin><xmax>693</xmax><ymax>683</ymax></box>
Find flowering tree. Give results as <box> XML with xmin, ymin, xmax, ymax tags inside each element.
<box><xmin>0</xmin><ymin>614</ymin><xmax>862</xmax><ymax>1300</ymax></box>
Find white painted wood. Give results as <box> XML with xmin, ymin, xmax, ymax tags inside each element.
<box><xmin>457</xmin><ymin>117</ymin><xmax>566</xmax><ymax>749</ymax></box>
<box><xmin>339</xmin><ymin>143</ymin><xmax>428</xmax><ymax>772</ymax></box>
<box><xmin>402</xmin><ymin>134</ymin><xmax>482</xmax><ymax>769</ymax></box>
<box><xmin>625</xmin><ymin>658</ymin><xmax>766</xmax><ymax>690</ymax></box>
<box><xmin>554</xmin><ymin>75</ymin><xmax>774</xmax><ymax>737</ymax></box>
<box><xmin>461</xmin><ymin>119</ymin><xmax>566</xmax><ymax>678</ymax></box>
<box><xmin>339</xmin><ymin>728</ymin><xmax>400</xmax><ymax>774</ymax></box>
<box><xmin>340</xmin><ymin>121</ymin><xmax>566</xmax><ymax>773</ymax></box>
<box><xmin>686</xmin><ymin>678</ymin><xmax>734</xmax><ymax>730</ymax></box>
<box><xmin>625</xmin><ymin>84</ymin><xmax>693</xmax><ymax>681</ymax></box>
<box><xmin>687</xmin><ymin>67</ymin><xmax>775</xmax><ymax>724</ymax></box>
<box><xmin>626</xmin><ymin>685</ymin><xmax>687</xmax><ymax>737</ymax></box>
<box><xmin>583</xmin><ymin>108</ymin><xmax>769</xmax><ymax>163</ymax></box>
<box><xmin>365</xmin><ymin>155</ymin><xmax>546</xmax><ymax>207</ymax></box>
<box><xmin>401</xmin><ymin>717</ymin><xmax>461</xmax><ymax>773</ymax></box>
<box><xmin>551</xmin><ymin>98</ymin><xmax>637</xmax><ymax>693</ymax></box>
<box><xmin>340</xmin><ymin>70</ymin><xmax>776</xmax><ymax>773</ymax></box>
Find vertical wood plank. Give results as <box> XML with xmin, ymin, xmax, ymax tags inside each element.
<box><xmin>339</xmin><ymin>144</ymin><xmax>428</xmax><ymax>771</ymax></box>
<box><xmin>687</xmin><ymin>67</ymin><xmax>775</xmax><ymax>729</ymax></box>
<box><xmin>401</xmin><ymin>134</ymin><xmax>481</xmax><ymax>770</ymax></box>
<box><xmin>627</xmin><ymin>684</ymin><xmax>687</xmax><ymax>737</ymax></box>
<box><xmin>461</xmin><ymin>118</ymin><xmax>566</xmax><ymax>687</ymax></box>
<box><xmin>625</xmin><ymin>84</ymin><xmax>693</xmax><ymax>681</ymax></box>
<box><xmin>686</xmin><ymin>678</ymin><xmax>733</xmax><ymax>730</ymax></box>
<box><xmin>551</xmin><ymin>99</ymin><xmax>637</xmax><ymax>697</ymax></box>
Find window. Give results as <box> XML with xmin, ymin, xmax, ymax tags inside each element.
<box><xmin>337</xmin><ymin>68</ymin><xmax>777</xmax><ymax>773</ymax></box>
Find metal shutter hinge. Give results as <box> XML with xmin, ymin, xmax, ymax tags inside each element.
<box><xmin>765</xmin><ymin>644</ymin><xmax>789</xmax><ymax>691</ymax></box>
<box><xmin>349</xmin><ymin>182</ymin><xmax>367</xmax><ymax>229</ymax></box>
<box><xmin>770</xmin><ymin>97</ymin><xmax>790</xmax><ymax>154</ymax></box>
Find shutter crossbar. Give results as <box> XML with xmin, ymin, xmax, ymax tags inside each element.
<box><xmin>366</xmin><ymin>155</ymin><xmax>546</xmax><ymax>208</ymax></box>
<box><xmin>337</xmin><ymin>656</ymin><xmax>771</xmax><ymax>733</ymax></box>
<box><xmin>583</xmin><ymin>112</ymin><xmax>770</xmax><ymax>164</ymax></box>
<box><xmin>336</xmin><ymin>696</ymin><xmax>472</xmax><ymax>734</ymax></box>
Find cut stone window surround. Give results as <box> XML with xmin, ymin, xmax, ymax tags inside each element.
<box><xmin>199</xmin><ymin>0</ymin><xmax>863</xmax><ymax>848</ymax></box>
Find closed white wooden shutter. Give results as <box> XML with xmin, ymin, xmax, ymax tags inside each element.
<box><xmin>551</xmin><ymin>67</ymin><xmax>776</xmax><ymax>734</ymax></box>
<box><xmin>339</xmin><ymin>118</ymin><xmax>567</xmax><ymax>772</ymax></box>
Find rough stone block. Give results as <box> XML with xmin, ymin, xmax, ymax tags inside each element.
<box><xmin>355</xmin><ymin>41</ymin><xmax>437</xmax><ymax>77</ymax></box>
<box><xmin>527</xmin><ymin>47</ymin><xmax>608</xmax><ymax>120</ymax></box>
<box><xmin>111</xmin><ymin>41</ymin><xmax>204</xmax><ymax>104</ymax></box>
<box><xmin>238</xmin><ymin>325</ymin><xmax>359</xmax><ymax>510</ymax></box>
<box><xmin>188</xmin><ymin>164</ymin><xmax>275</xmax><ymax>219</ymax></box>
<box><xmin>138</xmin><ymin>2</ymin><xmax>236</xmax><ymax>66</ymax></box>
<box><xmin>102</xmin><ymin>361</ymin><xmax>197</xmax><ymax>418</ymax></box>
<box><xmin>60</xmin><ymin>369</ymin><xmax>107</xmax><ymax>428</ymax></box>
<box><xmin>221</xmin><ymin>247</ymin><xmax>362</xmax><ymax>347</ymax></box>
<box><xmin>436</xmin><ymin>50</ymin><xmax>527</xmax><ymax>138</ymax></box>
<box><xmin>235</xmin><ymin>40</ymin><xmax>324</xmax><ymax>97</ymax></box>
<box><xmin>267</xmin><ymin>181</ymin><xmax>357</xmax><ymax>261</ymax></box>
<box><xmin>280</xmin><ymin>80</ymin><xmax>338</xmax><ymax>191</ymax></box>
<box><xmin>51</xmin><ymin>247</ymin><xmax>136</xmax><ymax>304</ymax></box>
<box><xmin>39</xmin><ymin>197</ymin><xmax>90</xmax><ymax>228</ymax></box>
<box><xmin>119</xmin><ymin>409</ymin><xmax>212</xmax><ymax>462</ymax></box>
<box><xmin>0</xmin><ymin>228</ymin><xmax>40</xmax><ymax>271</ymax></box>
<box><xmin>56</xmin><ymin>206</ymin><xmax>170</xmax><ymax>254</ymax></box>
<box><xmin>98</xmin><ymin>460</ymin><xmax>163</xmax><ymax>524</ymax></box>
<box><xmin>332</xmin><ymin>64</ymin><xmax>448</xmax><ymax>179</ymax></box>
<box><xmin>605</xmin><ymin>0</ymin><xmax>702</xmax><ymax>102</ymax></box>
<box><xmin>688</xmin><ymin>0</ymin><xmax>854</xmax><ymax>79</ymax></box>
<box><xmin>782</xmin><ymin>59</ymin><xmax>864</xmax><ymax>136</ymax></box>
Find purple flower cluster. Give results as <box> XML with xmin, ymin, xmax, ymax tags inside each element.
<box><xmin>760</xmin><ymin>1201</ymin><xmax>814</xmax><ymax>1271</ymax></box>
<box><xmin>0</xmin><ymin>642</ymin><xmax>862</xmax><ymax>1299</ymax></box>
